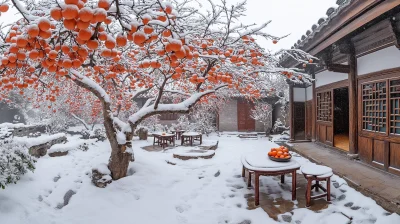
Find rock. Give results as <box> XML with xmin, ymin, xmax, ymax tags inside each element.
<box><xmin>214</xmin><ymin>170</ymin><xmax>221</xmax><ymax>177</ymax></box>
<box><xmin>333</xmin><ymin>182</ymin><xmax>340</xmax><ymax>188</ymax></box>
<box><xmin>344</xmin><ymin>202</ymin><xmax>354</xmax><ymax>207</ymax></box>
<box><xmin>53</xmin><ymin>176</ymin><xmax>61</xmax><ymax>182</ymax></box>
<box><xmin>350</xmin><ymin>206</ymin><xmax>361</xmax><ymax>210</ymax></box>
<box><xmin>29</xmin><ymin>135</ymin><xmax>68</xmax><ymax>158</ymax></box>
<box><xmin>78</xmin><ymin>143</ymin><xmax>89</xmax><ymax>151</ymax></box>
<box><xmin>281</xmin><ymin>215</ymin><xmax>292</xmax><ymax>223</ymax></box>
<box><xmin>57</xmin><ymin>190</ymin><xmax>76</xmax><ymax>209</ymax></box>
<box><xmin>237</xmin><ymin>220</ymin><xmax>251</xmax><ymax>224</ymax></box>
<box><xmin>48</xmin><ymin>151</ymin><xmax>68</xmax><ymax>157</ymax></box>
<box><xmin>138</xmin><ymin>128</ymin><xmax>148</xmax><ymax>140</ymax></box>
<box><xmin>92</xmin><ymin>168</ymin><xmax>112</xmax><ymax>188</ymax></box>
<box><xmin>28</xmin><ymin>146</ymin><xmax>47</xmax><ymax>158</ymax></box>
<box><xmin>337</xmin><ymin>194</ymin><xmax>346</xmax><ymax>201</ymax></box>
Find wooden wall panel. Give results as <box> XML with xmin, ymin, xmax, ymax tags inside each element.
<box><xmin>390</xmin><ymin>143</ymin><xmax>400</xmax><ymax>170</ymax></box>
<box><xmin>319</xmin><ymin>125</ymin><xmax>326</xmax><ymax>143</ymax></box>
<box><xmin>326</xmin><ymin>126</ymin><xmax>333</xmax><ymax>144</ymax></box>
<box><xmin>358</xmin><ymin>136</ymin><xmax>373</xmax><ymax>163</ymax></box>
<box><xmin>373</xmin><ymin>140</ymin><xmax>385</xmax><ymax>165</ymax></box>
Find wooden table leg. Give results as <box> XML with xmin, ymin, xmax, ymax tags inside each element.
<box><xmin>327</xmin><ymin>177</ymin><xmax>331</xmax><ymax>201</ymax></box>
<box><xmin>315</xmin><ymin>180</ymin><xmax>319</xmax><ymax>192</ymax></box>
<box><xmin>200</xmin><ymin>135</ymin><xmax>202</xmax><ymax>144</ymax></box>
<box><xmin>190</xmin><ymin>136</ymin><xmax>193</xmax><ymax>146</ymax></box>
<box><xmin>242</xmin><ymin>166</ymin><xmax>245</xmax><ymax>177</ymax></box>
<box><xmin>255</xmin><ymin>172</ymin><xmax>260</xmax><ymax>206</ymax></box>
<box><xmin>306</xmin><ymin>177</ymin><xmax>312</xmax><ymax>207</ymax></box>
<box><xmin>247</xmin><ymin>171</ymin><xmax>252</xmax><ymax>187</ymax></box>
<box><xmin>281</xmin><ymin>175</ymin><xmax>285</xmax><ymax>184</ymax></box>
<box><xmin>292</xmin><ymin>170</ymin><xmax>297</xmax><ymax>201</ymax></box>
<box><xmin>181</xmin><ymin>136</ymin><xmax>184</xmax><ymax>145</ymax></box>
<box><xmin>173</xmin><ymin>136</ymin><xmax>175</xmax><ymax>146</ymax></box>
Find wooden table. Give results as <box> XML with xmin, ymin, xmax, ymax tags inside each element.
<box><xmin>171</xmin><ymin>130</ymin><xmax>185</xmax><ymax>140</ymax></box>
<box><xmin>181</xmin><ymin>132</ymin><xmax>202</xmax><ymax>146</ymax></box>
<box><xmin>153</xmin><ymin>133</ymin><xmax>175</xmax><ymax>149</ymax></box>
<box><xmin>241</xmin><ymin>151</ymin><xmax>301</xmax><ymax>206</ymax></box>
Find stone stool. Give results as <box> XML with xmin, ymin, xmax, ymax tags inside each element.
<box><xmin>300</xmin><ymin>163</ymin><xmax>333</xmax><ymax>207</ymax></box>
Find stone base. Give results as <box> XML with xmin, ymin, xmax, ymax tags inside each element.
<box><xmin>173</xmin><ymin>150</ymin><xmax>215</xmax><ymax>160</ymax></box>
<box><xmin>48</xmin><ymin>151</ymin><xmax>68</xmax><ymax>157</ymax></box>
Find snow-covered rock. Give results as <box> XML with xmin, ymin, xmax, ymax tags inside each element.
<box><xmin>91</xmin><ymin>163</ymin><xmax>112</xmax><ymax>188</ymax></box>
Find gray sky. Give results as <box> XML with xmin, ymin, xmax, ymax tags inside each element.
<box><xmin>229</xmin><ymin>0</ymin><xmax>338</xmax><ymax>52</ymax></box>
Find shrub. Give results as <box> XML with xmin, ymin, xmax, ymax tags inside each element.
<box><xmin>0</xmin><ymin>140</ymin><xmax>36</xmax><ymax>189</ymax></box>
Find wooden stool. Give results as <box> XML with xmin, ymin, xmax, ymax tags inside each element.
<box><xmin>300</xmin><ymin>164</ymin><xmax>333</xmax><ymax>207</ymax></box>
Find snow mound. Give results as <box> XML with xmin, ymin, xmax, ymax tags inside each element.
<box><xmin>0</xmin><ymin>123</ymin><xmax>26</xmax><ymax>129</ymax></box>
<box><xmin>48</xmin><ymin>139</ymin><xmax>96</xmax><ymax>154</ymax></box>
<box><xmin>92</xmin><ymin>163</ymin><xmax>111</xmax><ymax>175</ymax></box>
<box><xmin>14</xmin><ymin>133</ymin><xmax>66</xmax><ymax>148</ymax></box>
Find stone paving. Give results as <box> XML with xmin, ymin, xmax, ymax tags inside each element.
<box><xmin>288</xmin><ymin>142</ymin><xmax>400</xmax><ymax>214</ymax></box>
<box><xmin>246</xmin><ymin>173</ymin><xmax>332</xmax><ymax>221</ymax></box>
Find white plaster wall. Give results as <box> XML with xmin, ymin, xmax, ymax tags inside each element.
<box><xmin>315</xmin><ymin>70</ymin><xmax>348</xmax><ymax>87</ymax></box>
<box><xmin>306</xmin><ymin>86</ymin><xmax>313</xmax><ymax>101</ymax></box>
<box><xmin>218</xmin><ymin>100</ymin><xmax>238</xmax><ymax>131</ymax></box>
<box><xmin>293</xmin><ymin>88</ymin><xmax>306</xmax><ymax>102</ymax></box>
<box><xmin>358</xmin><ymin>46</ymin><xmax>400</xmax><ymax>76</ymax></box>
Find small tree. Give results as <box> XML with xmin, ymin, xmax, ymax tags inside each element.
<box><xmin>251</xmin><ymin>102</ymin><xmax>273</xmax><ymax>134</ymax></box>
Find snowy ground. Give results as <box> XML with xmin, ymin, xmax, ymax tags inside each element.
<box><xmin>1</xmin><ymin>133</ymin><xmax>399</xmax><ymax>224</ymax></box>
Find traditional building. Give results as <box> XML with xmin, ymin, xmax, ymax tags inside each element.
<box><xmin>282</xmin><ymin>0</ymin><xmax>400</xmax><ymax>176</ymax></box>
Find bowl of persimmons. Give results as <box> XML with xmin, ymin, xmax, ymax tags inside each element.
<box><xmin>268</xmin><ymin>146</ymin><xmax>292</xmax><ymax>162</ymax></box>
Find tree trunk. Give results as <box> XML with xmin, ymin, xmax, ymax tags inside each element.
<box><xmin>102</xmin><ymin>102</ymin><xmax>134</xmax><ymax>180</ymax></box>
<box><xmin>108</xmin><ymin>144</ymin><xmax>132</xmax><ymax>180</ymax></box>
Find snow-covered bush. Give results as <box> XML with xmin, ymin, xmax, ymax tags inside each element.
<box><xmin>170</xmin><ymin>115</ymin><xmax>191</xmax><ymax>131</ymax></box>
<box><xmin>251</xmin><ymin>102</ymin><xmax>273</xmax><ymax>134</ymax></box>
<box><xmin>139</xmin><ymin>115</ymin><xmax>164</xmax><ymax>132</ymax></box>
<box><xmin>273</xmin><ymin>118</ymin><xmax>289</xmax><ymax>134</ymax></box>
<box><xmin>188</xmin><ymin>108</ymin><xmax>217</xmax><ymax>135</ymax></box>
<box><xmin>0</xmin><ymin>140</ymin><xmax>36</xmax><ymax>189</ymax></box>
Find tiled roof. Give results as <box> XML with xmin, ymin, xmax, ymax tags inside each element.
<box><xmin>292</xmin><ymin>0</ymin><xmax>353</xmax><ymax>50</ymax></box>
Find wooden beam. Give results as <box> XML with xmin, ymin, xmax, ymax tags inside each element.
<box><xmin>310</xmin><ymin>0</ymin><xmax>400</xmax><ymax>55</ymax></box>
<box><xmin>348</xmin><ymin>43</ymin><xmax>358</xmax><ymax>154</ymax></box>
<box><xmin>326</xmin><ymin>64</ymin><xmax>350</xmax><ymax>73</ymax></box>
<box><xmin>289</xmin><ymin>85</ymin><xmax>295</xmax><ymax>142</ymax></box>
<box><xmin>390</xmin><ymin>14</ymin><xmax>400</xmax><ymax>48</ymax></box>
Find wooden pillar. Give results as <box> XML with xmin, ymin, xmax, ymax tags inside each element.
<box><xmin>289</xmin><ymin>84</ymin><xmax>295</xmax><ymax>142</ymax></box>
<box><xmin>348</xmin><ymin>44</ymin><xmax>358</xmax><ymax>154</ymax></box>
<box><xmin>311</xmin><ymin>71</ymin><xmax>316</xmax><ymax>141</ymax></box>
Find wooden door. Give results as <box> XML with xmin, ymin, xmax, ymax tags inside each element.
<box><xmin>316</xmin><ymin>90</ymin><xmax>334</xmax><ymax>146</ymax></box>
<box><xmin>293</xmin><ymin>102</ymin><xmax>306</xmax><ymax>140</ymax></box>
<box><xmin>237</xmin><ymin>100</ymin><xmax>255</xmax><ymax>131</ymax></box>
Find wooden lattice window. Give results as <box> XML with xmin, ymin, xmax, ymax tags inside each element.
<box><xmin>317</xmin><ymin>91</ymin><xmax>332</xmax><ymax>122</ymax></box>
<box><xmin>390</xmin><ymin>79</ymin><xmax>400</xmax><ymax>135</ymax></box>
<box><xmin>362</xmin><ymin>81</ymin><xmax>387</xmax><ymax>133</ymax></box>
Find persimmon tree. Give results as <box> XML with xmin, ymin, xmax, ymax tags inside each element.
<box><xmin>0</xmin><ymin>0</ymin><xmax>312</xmax><ymax>180</ymax></box>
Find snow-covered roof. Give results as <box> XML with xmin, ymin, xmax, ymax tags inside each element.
<box><xmin>292</xmin><ymin>0</ymin><xmax>353</xmax><ymax>50</ymax></box>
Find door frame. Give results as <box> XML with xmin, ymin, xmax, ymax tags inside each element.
<box><xmin>315</xmin><ymin>79</ymin><xmax>349</xmax><ymax>148</ymax></box>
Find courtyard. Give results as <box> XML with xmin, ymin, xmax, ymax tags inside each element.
<box><xmin>1</xmin><ymin>133</ymin><xmax>399</xmax><ymax>224</ymax></box>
